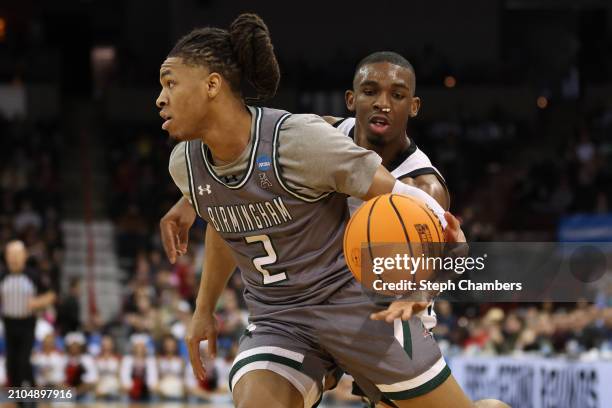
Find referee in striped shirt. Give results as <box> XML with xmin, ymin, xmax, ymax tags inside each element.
<box><xmin>1</xmin><ymin>240</ymin><xmax>56</xmax><ymax>388</ymax></box>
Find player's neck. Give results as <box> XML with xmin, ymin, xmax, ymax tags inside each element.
<box><xmin>355</xmin><ymin>128</ymin><xmax>410</xmax><ymax>169</ymax></box>
<box><xmin>202</xmin><ymin>101</ymin><xmax>252</xmax><ymax>165</ymax></box>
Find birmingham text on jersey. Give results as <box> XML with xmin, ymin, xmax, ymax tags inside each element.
<box><xmin>206</xmin><ymin>196</ymin><xmax>293</xmax><ymax>234</ymax></box>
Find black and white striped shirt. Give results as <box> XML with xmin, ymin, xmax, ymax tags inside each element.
<box><xmin>0</xmin><ymin>269</ymin><xmax>48</xmax><ymax>319</ymax></box>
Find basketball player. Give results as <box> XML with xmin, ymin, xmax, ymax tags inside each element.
<box><xmin>156</xmin><ymin>13</ymin><xmax>508</xmax><ymax>408</ymax></box>
<box><xmin>162</xmin><ymin>52</ymin><xmax>455</xmax><ymax>400</ymax></box>
<box><xmin>323</xmin><ymin>51</ymin><xmax>447</xmax><ymax>331</ymax></box>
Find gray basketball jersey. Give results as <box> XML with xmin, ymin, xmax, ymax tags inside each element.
<box><xmin>184</xmin><ymin>107</ymin><xmax>353</xmax><ymax>313</ymax></box>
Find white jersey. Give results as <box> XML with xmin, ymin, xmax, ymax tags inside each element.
<box><xmin>334</xmin><ymin>117</ymin><xmax>446</xmax><ymax>330</ymax></box>
<box><xmin>95</xmin><ymin>355</ymin><xmax>121</xmax><ymax>396</ymax></box>
<box><xmin>31</xmin><ymin>351</ymin><xmax>67</xmax><ymax>386</ymax></box>
<box><xmin>157</xmin><ymin>356</ymin><xmax>186</xmax><ymax>398</ymax></box>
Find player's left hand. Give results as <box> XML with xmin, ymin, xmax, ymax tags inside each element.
<box><xmin>443</xmin><ymin>211</ymin><xmax>466</xmax><ymax>243</ymax></box>
<box><xmin>370</xmin><ymin>300</ymin><xmax>429</xmax><ymax>323</ymax></box>
<box><xmin>160</xmin><ymin>197</ymin><xmax>196</xmax><ymax>264</ymax></box>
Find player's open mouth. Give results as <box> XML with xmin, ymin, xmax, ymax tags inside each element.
<box><xmin>162</xmin><ymin>117</ymin><xmax>173</xmax><ymax>130</ymax></box>
<box><xmin>369</xmin><ymin>116</ymin><xmax>390</xmax><ymax>133</ymax></box>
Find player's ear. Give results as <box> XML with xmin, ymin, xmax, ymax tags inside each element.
<box><xmin>410</xmin><ymin>96</ymin><xmax>421</xmax><ymax>117</ymax></box>
<box><xmin>345</xmin><ymin>90</ymin><xmax>356</xmax><ymax>112</ymax></box>
<box><xmin>206</xmin><ymin>72</ymin><xmax>222</xmax><ymax>98</ymax></box>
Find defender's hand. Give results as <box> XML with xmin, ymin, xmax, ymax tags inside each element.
<box><xmin>160</xmin><ymin>197</ymin><xmax>196</xmax><ymax>264</ymax></box>
<box><xmin>370</xmin><ymin>300</ymin><xmax>429</xmax><ymax>323</ymax></box>
<box><xmin>186</xmin><ymin>309</ymin><xmax>218</xmax><ymax>381</ymax></box>
<box><xmin>443</xmin><ymin>212</ymin><xmax>466</xmax><ymax>243</ymax></box>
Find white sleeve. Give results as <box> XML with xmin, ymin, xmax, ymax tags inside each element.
<box><xmin>120</xmin><ymin>356</ymin><xmax>133</xmax><ymax>389</ymax></box>
<box><xmin>81</xmin><ymin>355</ymin><xmax>98</xmax><ymax>384</ymax></box>
<box><xmin>0</xmin><ymin>356</ymin><xmax>6</xmax><ymax>386</ymax></box>
<box><xmin>146</xmin><ymin>357</ymin><xmax>159</xmax><ymax>388</ymax></box>
<box><xmin>392</xmin><ymin>181</ymin><xmax>448</xmax><ymax>229</ymax></box>
<box><xmin>56</xmin><ymin>354</ymin><xmax>67</xmax><ymax>383</ymax></box>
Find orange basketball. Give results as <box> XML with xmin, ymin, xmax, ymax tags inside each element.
<box><xmin>343</xmin><ymin>193</ymin><xmax>446</xmax><ymax>296</ymax></box>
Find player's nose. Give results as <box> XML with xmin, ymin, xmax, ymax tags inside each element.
<box><xmin>156</xmin><ymin>90</ymin><xmax>168</xmax><ymax>109</ymax></box>
<box><xmin>373</xmin><ymin>94</ymin><xmax>391</xmax><ymax>112</ymax></box>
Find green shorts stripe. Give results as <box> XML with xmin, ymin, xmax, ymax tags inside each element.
<box><xmin>229</xmin><ymin>353</ymin><xmax>304</xmax><ymax>391</ymax></box>
<box><xmin>382</xmin><ymin>365</ymin><xmax>451</xmax><ymax>401</ymax></box>
<box><xmin>393</xmin><ymin>319</ymin><xmax>413</xmax><ymax>359</ymax></box>
<box><xmin>402</xmin><ymin>320</ymin><xmax>412</xmax><ymax>358</ymax></box>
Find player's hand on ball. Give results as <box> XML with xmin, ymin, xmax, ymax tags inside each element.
<box><xmin>443</xmin><ymin>211</ymin><xmax>466</xmax><ymax>243</ymax></box>
<box><xmin>370</xmin><ymin>300</ymin><xmax>429</xmax><ymax>323</ymax></box>
<box><xmin>186</xmin><ymin>309</ymin><xmax>218</xmax><ymax>381</ymax></box>
<box><xmin>443</xmin><ymin>211</ymin><xmax>470</xmax><ymax>259</ymax></box>
<box><xmin>160</xmin><ymin>197</ymin><xmax>196</xmax><ymax>264</ymax></box>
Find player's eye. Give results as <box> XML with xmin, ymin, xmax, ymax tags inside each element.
<box><xmin>363</xmin><ymin>89</ymin><xmax>375</xmax><ymax>96</ymax></box>
<box><xmin>393</xmin><ymin>92</ymin><xmax>405</xmax><ymax>100</ymax></box>
<box><xmin>166</xmin><ymin>80</ymin><xmax>176</xmax><ymax>89</ymax></box>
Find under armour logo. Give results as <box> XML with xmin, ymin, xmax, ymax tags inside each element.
<box><xmin>198</xmin><ymin>184</ymin><xmax>211</xmax><ymax>195</ymax></box>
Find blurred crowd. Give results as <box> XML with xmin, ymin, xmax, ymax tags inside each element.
<box><xmin>0</xmin><ymin>117</ymin><xmax>62</xmax><ymax>294</ymax></box>
<box><xmin>435</xmin><ymin>300</ymin><xmax>612</xmax><ymax>360</ymax></box>
<box><xmin>414</xmin><ymin>106</ymin><xmax>612</xmax><ymax>241</ymax></box>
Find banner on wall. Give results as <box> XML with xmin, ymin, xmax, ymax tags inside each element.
<box><xmin>559</xmin><ymin>214</ymin><xmax>612</xmax><ymax>242</ymax></box>
<box><xmin>451</xmin><ymin>356</ymin><xmax>612</xmax><ymax>408</ymax></box>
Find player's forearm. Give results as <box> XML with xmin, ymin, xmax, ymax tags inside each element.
<box><xmin>412</xmin><ymin>178</ymin><xmax>450</xmax><ymax>211</ymax></box>
<box><xmin>361</xmin><ymin>165</ymin><xmax>398</xmax><ymax>200</ymax></box>
<box><xmin>362</xmin><ymin>166</ymin><xmax>448</xmax><ymax>227</ymax></box>
<box><xmin>195</xmin><ymin>225</ymin><xmax>237</xmax><ymax>315</ymax></box>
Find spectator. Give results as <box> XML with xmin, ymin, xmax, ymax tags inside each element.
<box><xmin>120</xmin><ymin>334</ymin><xmax>158</xmax><ymax>402</ymax></box>
<box><xmin>13</xmin><ymin>201</ymin><xmax>42</xmax><ymax>233</ymax></box>
<box><xmin>157</xmin><ymin>335</ymin><xmax>186</xmax><ymax>401</ymax></box>
<box><xmin>56</xmin><ymin>277</ymin><xmax>81</xmax><ymax>335</ymax></box>
<box><xmin>94</xmin><ymin>335</ymin><xmax>121</xmax><ymax>401</ymax></box>
<box><xmin>31</xmin><ymin>333</ymin><xmax>66</xmax><ymax>387</ymax></box>
<box><xmin>64</xmin><ymin>332</ymin><xmax>97</xmax><ymax>400</ymax></box>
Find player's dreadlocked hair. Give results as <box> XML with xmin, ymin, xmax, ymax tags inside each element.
<box><xmin>168</xmin><ymin>13</ymin><xmax>280</xmax><ymax>102</ymax></box>
<box><xmin>354</xmin><ymin>51</ymin><xmax>416</xmax><ymax>94</ymax></box>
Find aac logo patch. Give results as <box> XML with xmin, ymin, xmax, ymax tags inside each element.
<box><xmin>256</xmin><ymin>155</ymin><xmax>272</xmax><ymax>171</ymax></box>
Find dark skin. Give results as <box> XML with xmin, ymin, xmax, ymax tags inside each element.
<box><xmin>325</xmin><ymin>60</ymin><xmax>450</xmax><ymax>210</ymax></box>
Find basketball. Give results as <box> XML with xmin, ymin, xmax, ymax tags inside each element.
<box><xmin>343</xmin><ymin>193</ymin><xmax>446</xmax><ymax>293</ymax></box>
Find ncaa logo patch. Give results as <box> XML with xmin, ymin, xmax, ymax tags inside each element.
<box><xmin>256</xmin><ymin>155</ymin><xmax>272</xmax><ymax>171</ymax></box>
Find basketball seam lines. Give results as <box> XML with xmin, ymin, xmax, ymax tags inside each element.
<box><xmin>366</xmin><ymin>196</ymin><xmax>382</xmax><ymax>276</ymax></box>
<box><xmin>389</xmin><ymin>194</ymin><xmax>415</xmax><ymax>283</ymax></box>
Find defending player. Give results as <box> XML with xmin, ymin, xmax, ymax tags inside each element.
<box><xmin>323</xmin><ymin>51</ymin><xmax>448</xmax><ymax>331</ymax></box>
<box><xmin>156</xmin><ymin>13</ymin><xmax>509</xmax><ymax>408</ymax></box>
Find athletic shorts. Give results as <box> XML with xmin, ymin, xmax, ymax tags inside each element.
<box><xmin>229</xmin><ymin>279</ymin><xmax>450</xmax><ymax>407</ymax></box>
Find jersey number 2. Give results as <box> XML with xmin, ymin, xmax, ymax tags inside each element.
<box><xmin>245</xmin><ymin>235</ymin><xmax>287</xmax><ymax>285</ymax></box>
